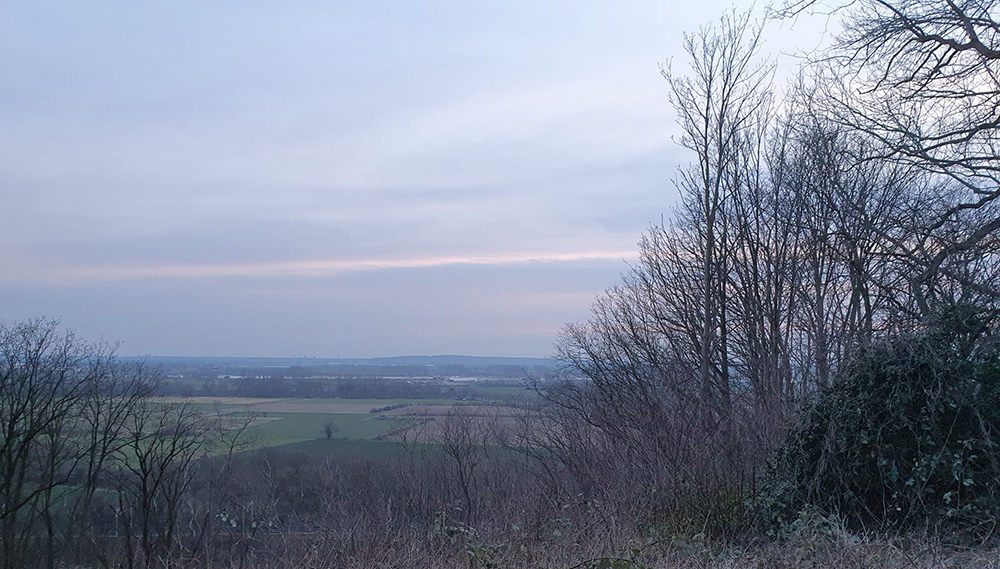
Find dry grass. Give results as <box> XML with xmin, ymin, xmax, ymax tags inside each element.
<box><xmin>216</xmin><ymin>531</ymin><xmax>1000</xmax><ymax>569</ymax></box>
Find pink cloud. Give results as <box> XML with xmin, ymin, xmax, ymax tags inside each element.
<box><xmin>18</xmin><ymin>250</ymin><xmax>637</xmax><ymax>284</ymax></box>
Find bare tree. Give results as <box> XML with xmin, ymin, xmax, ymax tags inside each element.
<box><xmin>779</xmin><ymin>0</ymin><xmax>1000</xmax><ymax>308</ymax></box>
<box><xmin>115</xmin><ymin>399</ymin><xmax>209</xmax><ymax>569</ymax></box>
<box><xmin>662</xmin><ymin>8</ymin><xmax>774</xmax><ymax>424</ymax></box>
<box><xmin>548</xmin><ymin>11</ymin><xmax>783</xmax><ymax>515</ymax></box>
<box><xmin>437</xmin><ymin>405</ymin><xmax>502</xmax><ymax>529</ymax></box>
<box><xmin>323</xmin><ymin>417</ymin><xmax>339</xmax><ymax>440</ymax></box>
<box><xmin>68</xmin><ymin>358</ymin><xmax>157</xmax><ymax>565</ymax></box>
<box><xmin>0</xmin><ymin>319</ymin><xmax>157</xmax><ymax>569</ymax></box>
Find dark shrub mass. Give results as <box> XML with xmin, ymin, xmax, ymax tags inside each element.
<box><xmin>763</xmin><ymin>305</ymin><xmax>1000</xmax><ymax>533</ymax></box>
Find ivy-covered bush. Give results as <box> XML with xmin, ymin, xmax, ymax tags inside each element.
<box><xmin>762</xmin><ymin>306</ymin><xmax>1000</xmax><ymax>533</ymax></box>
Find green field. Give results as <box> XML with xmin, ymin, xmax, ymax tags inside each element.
<box><xmin>269</xmin><ymin>438</ymin><xmax>408</xmax><ymax>462</ymax></box>
<box><xmin>243</xmin><ymin>412</ymin><xmax>403</xmax><ymax>446</ymax></box>
<box><xmin>186</xmin><ymin>397</ymin><xmax>440</xmax><ymax>453</ymax></box>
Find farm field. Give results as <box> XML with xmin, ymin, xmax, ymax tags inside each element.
<box><xmin>161</xmin><ymin>390</ymin><xmax>536</xmax><ymax>457</ymax></box>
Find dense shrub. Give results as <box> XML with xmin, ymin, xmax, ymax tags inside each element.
<box><xmin>762</xmin><ymin>305</ymin><xmax>1000</xmax><ymax>533</ymax></box>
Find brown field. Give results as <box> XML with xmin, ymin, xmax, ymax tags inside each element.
<box><xmin>156</xmin><ymin>396</ymin><xmax>284</xmax><ymax>406</ymax></box>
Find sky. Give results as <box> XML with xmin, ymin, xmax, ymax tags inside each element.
<box><xmin>0</xmin><ymin>1</ymin><xmax>824</xmax><ymax>358</ymax></box>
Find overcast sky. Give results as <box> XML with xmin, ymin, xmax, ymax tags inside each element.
<box><xmin>0</xmin><ymin>1</ymin><xmax>823</xmax><ymax>357</ymax></box>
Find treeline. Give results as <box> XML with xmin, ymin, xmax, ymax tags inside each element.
<box><xmin>548</xmin><ymin>1</ymin><xmax>1000</xmax><ymax>537</ymax></box>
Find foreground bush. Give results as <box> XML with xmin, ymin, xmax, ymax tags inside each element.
<box><xmin>763</xmin><ymin>305</ymin><xmax>1000</xmax><ymax>533</ymax></box>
